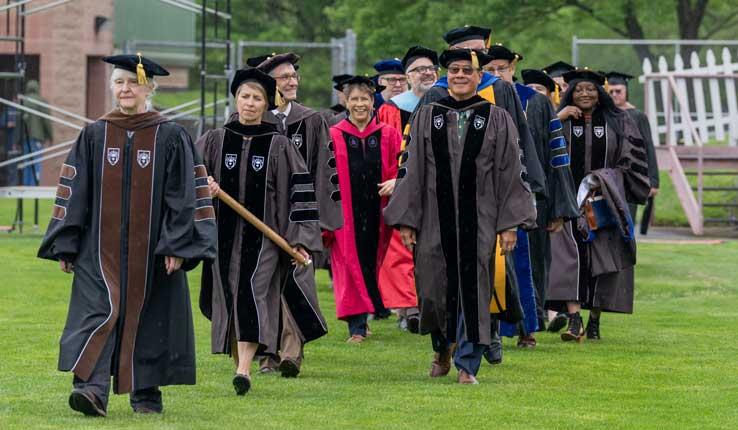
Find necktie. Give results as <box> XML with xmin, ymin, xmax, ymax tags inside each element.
<box><xmin>276</xmin><ymin>112</ymin><xmax>287</xmax><ymax>135</ymax></box>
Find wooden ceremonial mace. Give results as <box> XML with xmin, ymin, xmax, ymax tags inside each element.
<box><xmin>215</xmin><ymin>190</ymin><xmax>312</xmax><ymax>267</ymax></box>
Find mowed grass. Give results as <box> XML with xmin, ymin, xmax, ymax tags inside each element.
<box><xmin>1</xmin><ymin>200</ymin><xmax>738</xmax><ymax>429</ymax></box>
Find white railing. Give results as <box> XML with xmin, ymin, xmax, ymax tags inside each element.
<box><xmin>641</xmin><ymin>47</ymin><xmax>738</xmax><ymax>146</ymax></box>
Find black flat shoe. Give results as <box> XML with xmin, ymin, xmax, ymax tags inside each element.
<box><xmin>406</xmin><ymin>315</ymin><xmax>420</xmax><ymax>334</ymax></box>
<box><xmin>233</xmin><ymin>373</ymin><xmax>251</xmax><ymax>396</ymax></box>
<box><xmin>586</xmin><ymin>316</ymin><xmax>601</xmax><ymax>340</ymax></box>
<box><xmin>279</xmin><ymin>359</ymin><xmax>300</xmax><ymax>378</ymax></box>
<box><xmin>547</xmin><ymin>313</ymin><xmax>568</xmax><ymax>333</ymax></box>
<box><xmin>69</xmin><ymin>389</ymin><xmax>107</xmax><ymax>417</ymax></box>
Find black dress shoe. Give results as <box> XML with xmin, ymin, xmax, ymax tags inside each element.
<box><xmin>69</xmin><ymin>389</ymin><xmax>107</xmax><ymax>417</ymax></box>
<box><xmin>406</xmin><ymin>315</ymin><xmax>420</xmax><ymax>334</ymax></box>
<box><xmin>547</xmin><ymin>313</ymin><xmax>568</xmax><ymax>333</ymax></box>
<box><xmin>586</xmin><ymin>315</ymin><xmax>601</xmax><ymax>340</ymax></box>
<box><xmin>233</xmin><ymin>374</ymin><xmax>251</xmax><ymax>395</ymax></box>
<box><xmin>279</xmin><ymin>359</ymin><xmax>300</xmax><ymax>378</ymax></box>
<box><xmin>133</xmin><ymin>406</ymin><xmax>161</xmax><ymax>414</ymax></box>
<box><xmin>561</xmin><ymin>312</ymin><xmax>584</xmax><ymax>342</ymax></box>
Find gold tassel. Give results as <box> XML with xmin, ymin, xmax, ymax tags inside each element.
<box><xmin>275</xmin><ymin>89</ymin><xmax>286</xmax><ymax>108</ymax></box>
<box><xmin>136</xmin><ymin>52</ymin><xmax>148</xmax><ymax>86</ymax></box>
<box><xmin>485</xmin><ymin>37</ymin><xmax>491</xmax><ymax>49</ymax></box>
<box><xmin>604</xmin><ymin>77</ymin><xmax>609</xmax><ymax>93</ymax></box>
<box><xmin>471</xmin><ymin>50</ymin><xmax>479</xmax><ymax>70</ymax></box>
<box><xmin>553</xmin><ymin>84</ymin><xmax>561</xmax><ymax>106</ymax></box>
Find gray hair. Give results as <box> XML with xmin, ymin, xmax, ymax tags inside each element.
<box><xmin>109</xmin><ymin>68</ymin><xmax>158</xmax><ymax>111</ymax></box>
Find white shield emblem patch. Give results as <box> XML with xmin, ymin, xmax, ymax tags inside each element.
<box><xmin>251</xmin><ymin>155</ymin><xmax>265</xmax><ymax>172</ymax></box>
<box><xmin>594</xmin><ymin>126</ymin><xmax>605</xmax><ymax>139</ymax></box>
<box><xmin>473</xmin><ymin>115</ymin><xmax>486</xmax><ymax>130</ymax></box>
<box><xmin>136</xmin><ymin>150</ymin><xmax>151</xmax><ymax>168</ymax></box>
<box><xmin>573</xmin><ymin>126</ymin><xmax>584</xmax><ymax>138</ymax></box>
<box><xmin>433</xmin><ymin>114</ymin><xmax>444</xmax><ymax>130</ymax></box>
<box><xmin>107</xmin><ymin>148</ymin><xmax>120</xmax><ymax>166</ymax></box>
<box><xmin>224</xmin><ymin>153</ymin><xmax>237</xmax><ymax>170</ymax></box>
<box><xmin>292</xmin><ymin>134</ymin><xmax>303</xmax><ymax>148</ymax></box>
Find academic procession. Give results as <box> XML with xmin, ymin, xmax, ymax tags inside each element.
<box><xmin>3</xmin><ymin>1</ymin><xmax>738</xmax><ymax>428</ymax></box>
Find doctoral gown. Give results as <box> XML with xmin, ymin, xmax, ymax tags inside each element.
<box><xmin>326</xmin><ymin>118</ymin><xmax>401</xmax><ymax>319</ymax></box>
<box><xmin>501</xmin><ymin>86</ymin><xmax>579</xmax><ymax>336</ymax></box>
<box><xmin>384</xmin><ymin>95</ymin><xmax>536</xmax><ymax>345</ymax></box>
<box><xmin>37</xmin><ymin>110</ymin><xmax>217</xmax><ymax>394</ymax></box>
<box><xmin>547</xmin><ymin>109</ymin><xmax>650</xmax><ymax>313</ymax></box>
<box><xmin>377</xmin><ymin>91</ymin><xmax>422</xmax><ymax>310</ymax></box>
<box><xmin>196</xmin><ymin>121</ymin><xmax>325</xmax><ymax>355</ymax></box>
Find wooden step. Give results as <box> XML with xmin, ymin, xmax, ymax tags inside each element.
<box><xmin>685</xmin><ymin>170</ymin><xmax>738</xmax><ymax>176</ymax></box>
<box><xmin>691</xmin><ymin>187</ymin><xmax>738</xmax><ymax>191</ymax></box>
<box><xmin>703</xmin><ymin>202</ymin><xmax>738</xmax><ymax>207</ymax></box>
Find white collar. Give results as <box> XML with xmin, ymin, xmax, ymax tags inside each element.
<box><xmin>271</xmin><ymin>102</ymin><xmax>292</xmax><ymax>117</ymax></box>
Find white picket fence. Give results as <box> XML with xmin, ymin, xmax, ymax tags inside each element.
<box><xmin>641</xmin><ymin>47</ymin><xmax>738</xmax><ymax>146</ymax></box>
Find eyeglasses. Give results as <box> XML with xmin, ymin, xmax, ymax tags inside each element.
<box><xmin>487</xmin><ymin>66</ymin><xmax>509</xmax><ymax>74</ymax></box>
<box><xmin>274</xmin><ymin>73</ymin><xmax>300</xmax><ymax>82</ymax></box>
<box><xmin>447</xmin><ymin>66</ymin><xmax>476</xmax><ymax>76</ymax></box>
<box><xmin>380</xmin><ymin>77</ymin><xmax>408</xmax><ymax>85</ymax></box>
<box><xmin>408</xmin><ymin>65</ymin><xmax>439</xmax><ymax>74</ymax></box>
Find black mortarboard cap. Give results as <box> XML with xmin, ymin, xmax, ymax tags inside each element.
<box><xmin>373</xmin><ymin>58</ymin><xmax>404</xmax><ymax>76</ymax></box>
<box><xmin>542</xmin><ymin>60</ymin><xmax>575</xmax><ymax>78</ymax></box>
<box><xmin>332</xmin><ymin>74</ymin><xmax>352</xmax><ymax>91</ymax></box>
<box><xmin>562</xmin><ymin>67</ymin><xmax>606</xmax><ymax>85</ymax></box>
<box><xmin>443</xmin><ymin>25</ymin><xmax>491</xmax><ymax>47</ymax></box>
<box><xmin>401</xmin><ymin>45</ymin><xmax>439</xmax><ymax>71</ymax></box>
<box><xmin>604</xmin><ymin>71</ymin><xmax>635</xmax><ymax>86</ymax></box>
<box><xmin>521</xmin><ymin>69</ymin><xmax>556</xmax><ymax>92</ymax></box>
<box><xmin>487</xmin><ymin>43</ymin><xmax>523</xmax><ymax>63</ymax></box>
<box><xmin>439</xmin><ymin>49</ymin><xmax>493</xmax><ymax>69</ymax></box>
<box><xmin>102</xmin><ymin>54</ymin><xmax>169</xmax><ymax>81</ymax></box>
<box><xmin>250</xmin><ymin>52</ymin><xmax>300</xmax><ymax>74</ymax></box>
<box><xmin>230</xmin><ymin>68</ymin><xmax>278</xmax><ymax>110</ymax></box>
<box><xmin>341</xmin><ymin>75</ymin><xmax>385</xmax><ymax>93</ymax></box>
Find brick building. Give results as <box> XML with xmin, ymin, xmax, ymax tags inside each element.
<box><xmin>0</xmin><ymin>0</ymin><xmax>195</xmax><ymax>186</ymax></box>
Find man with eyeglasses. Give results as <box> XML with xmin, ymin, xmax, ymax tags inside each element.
<box><xmin>384</xmin><ymin>48</ymin><xmax>536</xmax><ymax>384</ymax></box>
<box><xmin>604</xmin><ymin>71</ymin><xmax>660</xmax><ymax>227</ymax></box>
<box><xmin>374</xmin><ymin>58</ymin><xmax>408</xmax><ymax>106</ymax></box>
<box><xmin>414</xmin><ymin>25</ymin><xmax>546</xmax><ymax>370</ymax></box>
<box><xmin>487</xmin><ymin>44</ymin><xmax>579</xmax><ymax>347</ymax></box>
<box><xmin>378</xmin><ymin>46</ymin><xmax>439</xmax><ymax>135</ymax></box>
<box><xmin>246</xmin><ymin>52</ymin><xmax>343</xmax><ymax>379</ymax></box>
<box><xmin>375</xmin><ymin>46</ymin><xmax>439</xmax><ymax>334</ymax></box>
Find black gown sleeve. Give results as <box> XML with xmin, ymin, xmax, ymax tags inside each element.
<box><xmin>493</xmin><ymin>80</ymin><xmax>547</xmax><ymax>197</ymax></box>
<box><xmin>526</xmin><ymin>94</ymin><xmax>579</xmax><ymax>222</ymax></box>
<box><xmin>154</xmin><ymin>126</ymin><xmax>217</xmax><ymax>269</ymax></box>
<box><xmin>632</xmin><ymin>109</ymin><xmax>660</xmax><ymax>188</ymax></box>
<box><xmin>37</xmin><ymin>125</ymin><xmax>94</xmax><ymax>262</ymax></box>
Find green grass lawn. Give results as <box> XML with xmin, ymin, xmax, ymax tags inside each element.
<box><xmin>1</xmin><ymin>202</ymin><xmax>738</xmax><ymax>429</ymax></box>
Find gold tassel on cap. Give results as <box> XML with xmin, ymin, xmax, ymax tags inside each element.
<box><xmin>136</xmin><ymin>52</ymin><xmax>148</xmax><ymax>86</ymax></box>
<box><xmin>553</xmin><ymin>84</ymin><xmax>561</xmax><ymax>106</ymax></box>
<box><xmin>471</xmin><ymin>50</ymin><xmax>480</xmax><ymax>70</ymax></box>
<box><xmin>604</xmin><ymin>77</ymin><xmax>610</xmax><ymax>93</ymax></box>
<box><xmin>275</xmin><ymin>89</ymin><xmax>286</xmax><ymax>108</ymax></box>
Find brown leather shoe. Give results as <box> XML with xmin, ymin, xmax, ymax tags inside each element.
<box><xmin>429</xmin><ymin>351</ymin><xmax>451</xmax><ymax>377</ymax></box>
<box><xmin>346</xmin><ymin>334</ymin><xmax>365</xmax><ymax>343</ymax></box>
<box><xmin>517</xmin><ymin>334</ymin><xmax>537</xmax><ymax>348</ymax></box>
<box><xmin>68</xmin><ymin>389</ymin><xmax>107</xmax><ymax>417</ymax></box>
<box><xmin>457</xmin><ymin>369</ymin><xmax>479</xmax><ymax>385</ymax></box>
